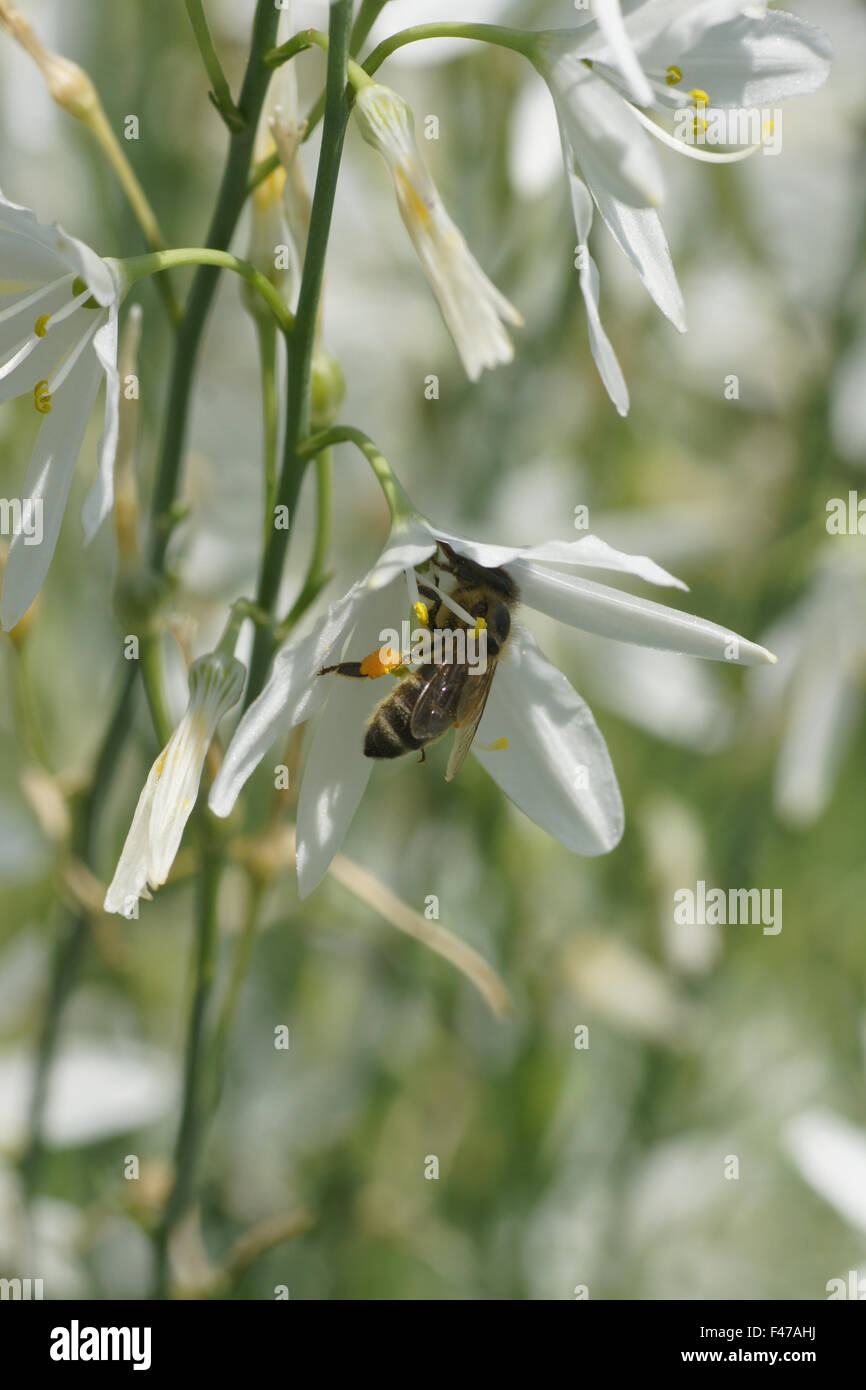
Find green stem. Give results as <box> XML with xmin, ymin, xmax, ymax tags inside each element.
<box><xmin>151</xmin><ymin>835</ymin><xmax>223</xmax><ymax>1299</ymax></box>
<box><xmin>255</xmin><ymin>320</ymin><xmax>280</xmax><ymax>546</ymax></box>
<box><xmin>139</xmin><ymin>633</ymin><xmax>174</xmax><ymax>746</ymax></box>
<box><xmin>266</xmin><ymin>27</ymin><xmax>371</xmax><ymax>91</ymax></box>
<box><xmin>207</xmin><ymin>874</ymin><xmax>265</xmax><ymax>1113</ymax></box>
<box><xmin>278</xmin><ymin>446</ymin><xmax>334</xmax><ymax>636</ymax></box>
<box><xmin>21</xmin><ymin>661</ymin><xmax>139</xmax><ymax>1196</ymax></box>
<box><xmin>148</xmin><ymin>0</ymin><xmax>281</xmax><ymax>573</ymax></box>
<box><xmin>184</xmin><ymin>0</ymin><xmax>244</xmax><ymax>130</ymax></box>
<box><xmin>122</xmin><ymin>248</ymin><xmax>293</xmax><ymax>333</ymax></box>
<box><xmin>245</xmin><ymin>0</ymin><xmax>353</xmax><ymax>708</ymax></box>
<box><xmin>297</xmin><ymin>425</ymin><xmax>415</xmax><ymax>523</ymax></box>
<box><xmin>362</xmin><ymin>22</ymin><xmax>537</xmax><ymax>76</ymax></box>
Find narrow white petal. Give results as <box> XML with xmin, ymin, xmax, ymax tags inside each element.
<box><xmin>564</xmin><ymin>164</ymin><xmax>630</xmax><ymax>415</ymax></box>
<box><xmin>435</xmin><ymin>526</ymin><xmax>686</xmax><ymax>588</ymax></box>
<box><xmin>773</xmin><ymin>635</ymin><xmax>857</xmax><ymax>829</ymax></box>
<box><xmin>208</xmin><ymin>579</ymin><xmax>374</xmax><ymax>817</ymax></box>
<box><xmin>0</xmin><ymin>336</ymin><xmax>103</xmax><ymax>630</ymax></box>
<box><xmin>295</xmin><ymin>678</ymin><xmax>376</xmax><ymax>900</ymax></box>
<box><xmin>295</xmin><ymin>584</ymin><xmax>399</xmax><ymax>897</ymax></box>
<box><xmin>367</xmin><ymin>517</ymin><xmax>437</xmax><ymax>589</ymax></box>
<box><xmin>472</xmin><ymin>623</ymin><xmax>624</xmax><ymax>855</ymax></box>
<box><xmin>542</xmin><ymin>51</ymin><xmax>664</xmax><ymax>207</ymax></box>
<box><xmin>81</xmin><ymin>309</ymin><xmax>121</xmax><ymax>542</ymax></box>
<box><xmin>786</xmin><ymin>1110</ymin><xmax>866</xmax><ymax>1234</ymax></box>
<box><xmin>103</xmin><ymin>761</ymin><xmax>161</xmax><ymax>916</ymax></box>
<box><xmin>0</xmin><ymin>283</ymin><xmax>86</xmax><ymax>406</ymax></box>
<box><xmin>592</xmin><ymin>189</ymin><xmax>686</xmax><ymax>331</ymax></box>
<box><xmin>518</xmin><ymin>566</ymin><xmax>776</xmax><ymax>665</ymax></box>
<box><xmin>592</xmin><ymin>0</ymin><xmax>654</xmax><ymax>106</ymax></box>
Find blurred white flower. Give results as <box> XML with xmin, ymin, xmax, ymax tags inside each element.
<box><xmin>210</xmin><ymin>512</ymin><xmax>775</xmax><ymax>897</ymax></box>
<box><xmin>353</xmin><ymin>81</ymin><xmax>522</xmax><ymax>381</ymax></box>
<box><xmin>785</xmin><ymin>1109</ymin><xmax>866</xmax><ymax>1235</ymax></box>
<box><xmin>0</xmin><ymin>191</ymin><xmax>123</xmax><ymax>629</ymax></box>
<box><xmin>751</xmin><ymin>546</ymin><xmax>866</xmax><ymax>828</ymax></box>
<box><xmin>0</xmin><ymin>1039</ymin><xmax>176</xmax><ymax>1147</ymax></box>
<box><xmin>104</xmin><ymin>651</ymin><xmax>245</xmax><ymax>916</ymax></box>
<box><xmin>531</xmin><ymin>2</ymin><xmax>832</xmax><ymax>412</ymax></box>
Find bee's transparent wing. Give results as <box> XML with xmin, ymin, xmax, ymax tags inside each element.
<box><xmin>410</xmin><ymin>663</ymin><xmax>470</xmax><ymax>741</ymax></box>
<box><xmin>445</xmin><ymin>666</ymin><xmax>498</xmax><ymax>782</ymax></box>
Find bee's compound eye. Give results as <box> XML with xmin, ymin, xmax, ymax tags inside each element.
<box><xmin>489</xmin><ymin>602</ymin><xmax>511</xmax><ymax>649</ymax></box>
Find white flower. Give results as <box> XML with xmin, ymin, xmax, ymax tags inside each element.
<box><xmin>104</xmin><ymin>652</ymin><xmax>245</xmax><ymax>917</ymax></box>
<box><xmin>353</xmin><ymin>81</ymin><xmax>523</xmax><ymax>381</ymax></box>
<box><xmin>749</xmin><ymin>545</ymin><xmax>866</xmax><ymax>829</ymax></box>
<box><xmin>531</xmin><ymin>2</ymin><xmax>832</xmax><ymax>413</ymax></box>
<box><xmin>0</xmin><ymin>192</ymin><xmax>123</xmax><ymax>630</ymax></box>
<box><xmin>209</xmin><ymin>514</ymin><xmax>775</xmax><ymax>898</ymax></box>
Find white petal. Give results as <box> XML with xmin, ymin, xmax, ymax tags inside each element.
<box><xmin>367</xmin><ymin>517</ymin><xmax>437</xmax><ymax>588</ymax></box>
<box><xmin>295</xmin><ymin>678</ymin><xmax>376</xmax><ymax>900</ymax></box>
<box><xmin>566</xmin><ymin>167</ymin><xmax>630</xmax><ymax>415</ymax></box>
<box><xmin>428</xmin><ymin>525</ymin><xmax>684</xmax><ymax>587</ymax></box>
<box><xmin>592</xmin><ymin>0</ymin><xmax>654</xmax><ymax>106</ymax></box>
<box><xmin>0</xmin><ymin>282</ymin><xmax>88</xmax><ymax>406</ymax></box>
<box><xmin>0</xmin><ymin>191</ymin><xmax>119</xmax><ymax>306</ymax></box>
<box><xmin>208</xmin><ymin>579</ymin><xmax>372</xmax><ymax>817</ymax></box>
<box><xmin>638</xmin><ymin>7</ymin><xmax>833</xmax><ymax>108</ymax></box>
<box><xmin>103</xmin><ymin>761</ymin><xmax>161</xmax><ymax>916</ymax></box>
<box><xmin>472</xmin><ymin>623</ymin><xmax>623</xmax><ymax>854</ymax></box>
<box><xmin>592</xmin><ymin>190</ymin><xmax>686</xmax><ymax>331</ymax></box>
<box><xmin>517</xmin><ymin>566</ymin><xmax>776</xmax><ymax>665</ymax></box>
<box><xmin>0</xmin><ymin>334</ymin><xmax>103</xmax><ymax>630</ymax></box>
<box><xmin>786</xmin><ymin>1110</ymin><xmax>866</xmax><ymax>1234</ymax></box>
<box><xmin>148</xmin><ymin>719</ymin><xmax>211</xmax><ymax>887</ymax></box>
<box><xmin>81</xmin><ymin>309</ymin><xmax>121</xmax><ymax>542</ymax></box>
<box><xmin>542</xmin><ymin>49</ymin><xmax>664</xmax><ymax>207</ymax></box>
<box><xmin>295</xmin><ymin>584</ymin><xmax>399</xmax><ymax>897</ymax></box>
<box><xmin>512</xmin><ymin>535</ymin><xmax>687</xmax><ymax>588</ymax></box>
<box><xmin>773</xmin><ymin>633</ymin><xmax>857</xmax><ymax>829</ymax></box>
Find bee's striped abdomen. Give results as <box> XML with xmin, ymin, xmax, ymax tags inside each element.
<box><xmin>364</xmin><ymin>667</ymin><xmax>432</xmax><ymax>760</ymax></box>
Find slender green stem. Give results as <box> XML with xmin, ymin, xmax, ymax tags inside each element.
<box><xmin>123</xmin><ymin>249</ymin><xmax>292</xmax><ymax>333</ymax></box>
<box><xmin>21</xmin><ymin>661</ymin><xmax>139</xmax><ymax>1196</ymax></box>
<box><xmin>139</xmin><ymin>633</ymin><xmax>174</xmax><ymax>746</ymax></box>
<box><xmin>245</xmin><ymin>0</ymin><xmax>353</xmax><ymax>708</ymax></box>
<box><xmin>207</xmin><ymin>874</ymin><xmax>265</xmax><ymax>1113</ymax></box>
<box><xmin>255</xmin><ymin>320</ymin><xmax>280</xmax><ymax>546</ymax></box>
<box><xmin>266</xmin><ymin>27</ymin><xmax>371</xmax><ymax>91</ymax></box>
<box><xmin>362</xmin><ymin>22</ymin><xmax>537</xmax><ymax>76</ymax></box>
<box><xmin>184</xmin><ymin>0</ymin><xmax>244</xmax><ymax>130</ymax></box>
<box><xmin>297</xmin><ymin>425</ymin><xmax>415</xmax><ymax>523</ymax></box>
<box><xmin>151</xmin><ymin>835</ymin><xmax>223</xmax><ymax>1299</ymax></box>
<box><xmin>149</xmin><ymin>0</ymin><xmax>281</xmax><ymax>573</ymax></box>
<box><xmin>278</xmin><ymin>446</ymin><xmax>334</xmax><ymax>636</ymax></box>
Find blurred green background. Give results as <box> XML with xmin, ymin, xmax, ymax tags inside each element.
<box><xmin>1</xmin><ymin>0</ymin><xmax>865</xmax><ymax>1300</ymax></box>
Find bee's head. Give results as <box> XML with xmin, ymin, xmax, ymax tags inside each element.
<box><xmin>436</xmin><ymin>542</ymin><xmax>519</xmax><ymax>604</ymax></box>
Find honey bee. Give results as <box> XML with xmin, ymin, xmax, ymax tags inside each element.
<box><xmin>319</xmin><ymin>543</ymin><xmax>518</xmax><ymax>780</ymax></box>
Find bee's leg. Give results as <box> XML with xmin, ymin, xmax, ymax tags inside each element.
<box><xmin>318</xmin><ymin>661</ymin><xmax>368</xmax><ymax>678</ymax></box>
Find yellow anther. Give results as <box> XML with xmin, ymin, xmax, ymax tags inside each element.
<box><xmin>665</xmin><ymin>65</ymin><xmax>682</xmax><ymax>86</ymax></box>
<box><xmin>692</xmin><ymin>115</ymin><xmax>709</xmax><ymax>133</ymax></box>
<box><xmin>360</xmin><ymin>646</ymin><xmax>402</xmax><ymax>678</ymax></box>
<box><xmin>412</xmin><ymin>600</ymin><xmax>429</xmax><ymax>627</ymax></box>
<box><xmin>33</xmin><ymin>380</ymin><xmax>52</xmax><ymax>414</ymax></box>
<box><xmin>34</xmin><ymin>314</ymin><xmax>50</xmax><ymax>337</ymax></box>
<box><xmin>689</xmin><ymin>88</ymin><xmax>710</xmax><ymax>108</ymax></box>
<box><xmin>488</xmin><ymin>737</ymin><xmax>509</xmax><ymax>752</ymax></box>
<box><xmin>762</xmin><ymin>119</ymin><xmax>775</xmax><ymax>138</ymax></box>
<box><xmin>473</xmin><ymin>616</ymin><xmax>487</xmax><ymax>636</ymax></box>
